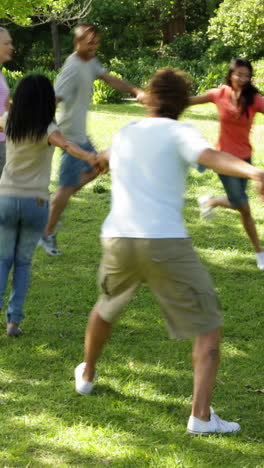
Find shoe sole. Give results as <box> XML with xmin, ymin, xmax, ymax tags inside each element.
<box><xmin>187</xmin><ymin>427</ymin><xmax>241</xmax><ymax>436</ymax></box>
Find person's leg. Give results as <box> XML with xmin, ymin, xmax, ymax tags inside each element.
<box><xmin>207</xmin><ymin>195</ymin><xmax>231</xmax><ymax>209</ymax></box>
<box><xmin>40</xmin><ymin>143</ymin><xmax>99</xmax><ymax>256</ymax></box>
<box><xmin>188</xmin><ymin>327</ymin><xmax>240</xmax><ymax>434</ymax></box>
<box><xmin>75</xmin><ymin>238</ymin><xmax>141</xmax><ymax>394</ymax></box>
<box><xmin>44</xmin><ymin>168</ymin><xmax>98</xmax><ymax>236</ymax></box>
<box><xmin>238</xmin><ymin>202</ymin><xmax>261</xmax><ymax>252</ymax></box>
<box><xmin>43</xmin><ymin>186</ymin><xmax>77</xmax><ymax>236</ymax></box>
<box><xmin>6</xmin><ymin>198</ymin><xmax>49</xmax><ymax>330</ymax></box>
<box><xmin>0</xmin><ymin>196</ymin><xmax>17</xmax><ymax>311</ymax></box>
<box><xmin>146</xmin><ymin>238</ymin><xmax>240</xmax><ymax>433</ymax></box>
<box><xmin>192</xmin><ymin>328</ymin><xmax>220</xmax><ymax>420</ymax></box>
<box><xmin>82</xmin><ymin>303</ymin><xmax>112</xmax><ymax>381</ymax></box>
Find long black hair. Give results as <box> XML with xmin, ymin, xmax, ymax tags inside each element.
<box><xmin>226</xmin><ymin>58</ymin><xmax>259</xmax><ymax>118</ymax></box>
<box><xmin>6</xmin><ymin>74</ymin><xmax>56</xmax><ymax>143</ymax></box>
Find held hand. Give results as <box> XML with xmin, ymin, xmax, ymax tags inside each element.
<box><xmin>135</xmin><ymin>90</ymin><xmax>147</xmax><ymax>105</ymax></box>
<box><xmin>84</xmin><ymin>151</ymin><xmax>98</xmax><ymax>167</ymax></box>
<box><xmin>95</xmin><ymin>151</ymin><xmax>109</xmax><ymax>174</ymax></box>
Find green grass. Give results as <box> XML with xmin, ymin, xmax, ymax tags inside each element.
<box><xmin>0</xmin><ymin>102</ymin><xmax>264</xmax><ymax>467</ymax></box>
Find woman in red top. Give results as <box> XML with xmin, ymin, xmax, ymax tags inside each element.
<box><xmin>190</xmin><ymin>58</ymin><xmax>264</xmax><ymax>269</ymax></box>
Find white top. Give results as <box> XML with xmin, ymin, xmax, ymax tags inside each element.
<box><xmin>55</xmin><ymin>54</ymin><xmax>106</xmax><ymax>144</ymax></box>
<box><xmin>101</xmin><ymin>118</ymin><xmax>210</xmax><ymax>239</ymax></box>
<box><xmin>0</xmin><ymin>113</ymin><xmax>58</xmax><ymax>200</ymax></box>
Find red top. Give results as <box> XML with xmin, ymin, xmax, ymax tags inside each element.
<box><xmin>207</xmin><ymin>85</ymin><xmax>264</xmax><ymax>159</ymax></box>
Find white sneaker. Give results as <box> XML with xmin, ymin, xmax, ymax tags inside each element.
<box><xmin>38</xmin><ymin>234</ymin><xmax>62</xmax><ymax>256</ymax></box>
<box><xmin>256</xmin><ymin>251</ymin><xmax>264</xmax><ymax>270</ymax></box>
<box><xmin>187</xmin><ymin>407</ymin><xmax>241</xmax><ymax>435</ymax></box>
<box><xmin>198</xmin><ymin>194</ymin><xmax>213</xmax><ymax>220</ymax></box>
<box><xmin>74</xmin><ymin>362</ymin><xmax>96</xmax><ymax>396</ymax></box>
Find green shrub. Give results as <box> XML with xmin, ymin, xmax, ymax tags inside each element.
<box><xmin>2</xmin><ymin>67</ymin><xmax>58</xmax><ymax>96</ymax></box>
<box><xmin>93</xmin><ymin>71</ymin><xmax>124</xmax><ymax>104</ymax></box>
<box><xmin>254</xmin><ymin>59</ymin><xmax>264</xmax><ymax>94</ymax></box>
<box><xmin>163</xmin><ymin>32</ymin><xmax>210</xmax><ymax>61</ymax></box>
<box><xmin>2</xmin><ymin>68</ymin><xmax>23</xmax><ymax>96</ymax></box>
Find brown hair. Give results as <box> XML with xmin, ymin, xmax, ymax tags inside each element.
<box><xmin>147</xmin><ymin>68</ymin><xmax>191</xmax><ymax>120</ymax></box>
<box><xmin>73</xmin><ymin>24</ymin><xmax>99</xmax><ymax>46</ymax></box>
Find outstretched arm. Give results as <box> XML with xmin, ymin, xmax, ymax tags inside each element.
<box><xmin>189</xmin><ymin>93</ymin><xmax>210</xmax><ymax>106</ymax></box>
<box><xmin>48</xmin><ymin>130</ymin><xmax>97</xmax><ymax>167</ymax></box>
<box><xmin>99</xmin><ymin>72</ymin><xmax>145</xmax><ymax>103</ymax></box>
<box><xmin>198</xmin><ymin>148</ymin><xmax>264</xmax><ymax>200</ymax></box>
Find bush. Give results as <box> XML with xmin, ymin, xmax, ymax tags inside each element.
<box><xmin>254</xmin><ymin>59</ymin><xmax>264</xmax><ymax>94</ymax></box>
<box><xmin>93</xmin><ymin>71</ymin><xmax>124</xmax><ymax>104</ymax></box>
<box><xmin>2</xmin><ymin>67</ymin><xmax>58</xmax><ymax>96</ymax></box>
<box><xmin>2</xmin><ymin>68</ymin><xmax>23</xmax><ymax>96</ymax></box>
<box><xmin>163</xmin><ymin>32</ymin><xmax>210</xmax><ymax>61</ymax></box>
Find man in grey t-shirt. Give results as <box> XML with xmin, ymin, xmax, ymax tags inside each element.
<box><xmin>39</xmin><ymin>24</ymin><xmax>144</xmax><ymax>256</ymax></box>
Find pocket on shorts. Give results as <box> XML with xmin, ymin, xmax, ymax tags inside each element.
<box><xmin>192</xmin><ymin>288</ymin><xmax>222</xmax><ymax>329</ymax></box>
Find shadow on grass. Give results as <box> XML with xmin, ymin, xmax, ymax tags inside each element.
<box><xmin>0</xmin><ymin>186</ymin><xmax>263</xmax><ymax>467</ymax></box>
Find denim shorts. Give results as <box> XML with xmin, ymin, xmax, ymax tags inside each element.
<box><xmin>59</xmin><ymin>139</ymin><xmax>96</xmax><ymax>187</ymax></box>
<box><xmin>218</xmin><ymin>158</ymin><xmax>251</xmax><ymax>208</ymax></box>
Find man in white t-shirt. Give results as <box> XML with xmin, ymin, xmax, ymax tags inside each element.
<box><xmin>74</xmin><ymin>68</ymin><xmax>264</xmax><ymax>435</ymax></box>
<box><xmin>39</xmin><ymin>23</ymin><xmax>144</xmax><ymax>256</ymax></box>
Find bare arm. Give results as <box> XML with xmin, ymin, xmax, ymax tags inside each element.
<box><xmin>48</xmin><ymin>130</ymin><xmax>97</xmax><ymax>166</ymax></box>
<box><xmin>99</xmin><ymin>72</ymin><xmax>145</xmax><ymax>102</ymax></box>
<box><xmin>198</xmin><ymin>148</ymin><xmax>264</xmax><ymax>199</ymax></box>
<box><xmin>188</xmin><ymin>94</ymin><xmax>210</xmax><ymax>106</ymax></box>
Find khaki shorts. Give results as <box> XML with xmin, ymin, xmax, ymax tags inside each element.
<box><xmin>97</xmin><ymin>238</ymin><xmax>222</xmax><ymax>339</ymax></box>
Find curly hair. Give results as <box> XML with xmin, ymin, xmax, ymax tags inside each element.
<box><xmin>147</xmin><ymin>68</ymin><xmax>191</xmax><ymax>120</ymax></box>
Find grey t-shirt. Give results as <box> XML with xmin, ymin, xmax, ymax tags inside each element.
<box><xmin>55</xmin><ymin>53</ymin><xmax>106</xmax><ymax>144</ymax></box>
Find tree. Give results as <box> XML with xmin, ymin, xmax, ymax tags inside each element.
<box><xmin>208</xmin><ymin>0</ymin><xmax>264</xmax><ymax>58</ymax></box>
<box><xmin>90</xmin><ymin>0</ymin><xmax>186</xmax><ymax>48</ymax></box>
<box><xmin>0</xmin><ymin>0</ymin><xmax>91</xmax><ymax>69</ymax></box>
<box><xmin>0</xmin><ymin>0</ymin><xmax>71</xmax><ymax>25</ymax></box>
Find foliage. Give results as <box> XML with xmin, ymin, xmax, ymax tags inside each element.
<box><xmin>93</xmin><ymin>72</ymin><xmax>124</xmax><ymax>104</ymax></box>
<box><xmin>208</xmin><ymin>0</ymin><xmax>264</xmax><ymax>59</ymax></box>
<box><xmin>0</xmin><ymin>0</ymin><xmax>74</xmax><ymax>25</ymax></box>
<box><xmin>254</xmin><ymin>59</ymin><xmax>264</xmax><ymax>94</ymax></box>
<box><xmin>2</xmin><ymin>66</ymin><xmax>57</xmax><ymax>96</ymax></box>
<box><xmin>1</xmin><ymin>67</ymin><xmax>23</xmax><ymax>95</ymax></box>
<box><xmin>163</xmin><ymin>31</ymin><xmax>210</xmax><ymax>60</ymax></box>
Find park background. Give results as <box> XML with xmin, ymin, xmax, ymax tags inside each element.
<box><xmin>0</xmin><ymin>1</ymin><xmax>264</xmax><ymax>467</ymax></box>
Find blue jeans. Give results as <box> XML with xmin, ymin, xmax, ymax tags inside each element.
<box><xmin>0</xmin><ymin>196</ymin><xmax>49</xmax><ymax>324</ymax></box>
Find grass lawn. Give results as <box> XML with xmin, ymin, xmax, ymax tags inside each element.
<box><xmin>0</xmin><ymin>102</ymin><xmax>264</xmax><ymax>467</ymax></box>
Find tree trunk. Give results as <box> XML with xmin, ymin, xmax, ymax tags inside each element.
<box><xmin>51</xmin><ymin>20</ymin><xmax>61</xmax><ymax>70</ymax></box>
<box><xmin>161</xmin><ymin>0</ymin><xmax>186</xmax><ymax>45</ymax></box>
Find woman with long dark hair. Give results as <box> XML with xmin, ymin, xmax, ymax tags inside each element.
<box><xmin>190</xmin><ymin>58</ymin><xmax>264</xmax><ymax>269</ymax></box>
<box><xmin>0</xmin><ymin>74</ymin><xmax>97</xmax><ymax>336</ymax></box>
<box><xmin>0</xmin><ymin>27</ymin><xmax>14</xmax><ymax>175</ymax></box>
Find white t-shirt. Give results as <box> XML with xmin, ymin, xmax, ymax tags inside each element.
<box><xmin>101</xmin><ymin>118</ymin><xmax>210</xmax><ymax>239</ymax></box>
<box><xmin>55</xmin><ymin>54</ymin><xmax>106</xmax><ymax>144</ymax></box>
